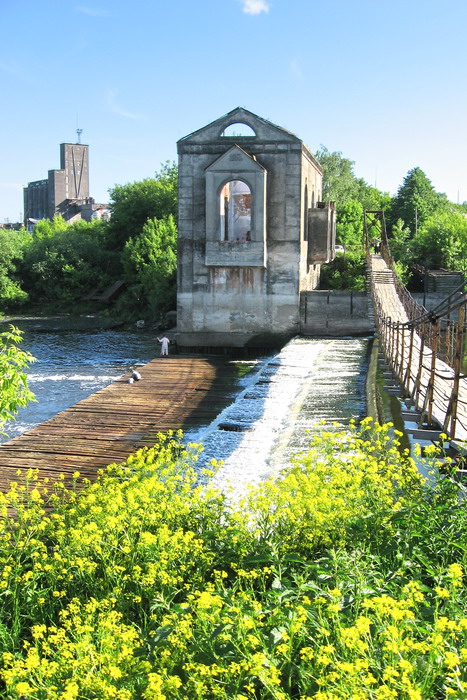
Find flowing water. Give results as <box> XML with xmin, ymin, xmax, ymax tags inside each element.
<box><xmin>0</xmin><ymin>318</ymin><xmax>156</xmax><ymax>444</ymax></box>
<box><xmin>187</xmin><ymin>337</ymin><xmax>371</xmax><ymax>497</ymax></box>
<box><xmin>0</xmin><ymin>320</ymin><xmax>371</xmax><ymax>495</ymax></box>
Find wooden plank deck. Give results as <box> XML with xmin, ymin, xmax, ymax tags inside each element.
<box><xmin>0</xmin><ymin>355</ymin><xmax>242</xmax><ymax>490</ymax></box>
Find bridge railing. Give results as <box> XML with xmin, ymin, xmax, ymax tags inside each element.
<box><xmin>365</xmin><ymin>210</ymin><xmax>467</xmax><ymax>441</ymax></box>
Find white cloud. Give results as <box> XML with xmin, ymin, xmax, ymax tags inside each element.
<box><xmin>241</xmin><ymin>0</ymin><xmax>271</xmax><ymax>15</ymax></box>
<box><xmin>75</xmin><ymin>5</ymin><xmax>111</xmax><ymax>17</ymax></box>
<box><xmin>105</xmin><ymin>89</ymin><xmax>145</xmax><ymax>121</ymax></box>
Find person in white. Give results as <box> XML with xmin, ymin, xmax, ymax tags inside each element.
<box><xmin>157</xmin><ymin>336</ymin><xmax>170</xmax><ymax>356</ymax></box>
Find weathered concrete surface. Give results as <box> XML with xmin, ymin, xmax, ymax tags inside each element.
<box><xmin>301</xmin><ymin>290</ymin><xmax>374</xmax><ymax>336</ymax></box>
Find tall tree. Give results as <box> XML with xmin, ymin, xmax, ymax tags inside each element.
<box><xmin>107</xmin><ymin>162</ymin><xmax>178</xmax><ymax>249</ymax></box>
<box><xmin>314</xmin><ymin>146</ymin><xmax>359</xmax><ymax>205</ymax></box>
<box><xmin>121</xmin><ymin>215</ymin><xmax>177</xmax><ymax>318</ymax></box>
<box><xmin>336</xmin><ymin>200</ymin><xmax>364</xmax><ymax>250</ymax></box>
<box><xmin>389</xmin><ymin>167</ymin><xmax>443</xmax><ymax>235</ymax></box>
<box><xmin>413</xmin><ymin>210</ymin><xmax>467</xmax><ymax>273</ymax></box>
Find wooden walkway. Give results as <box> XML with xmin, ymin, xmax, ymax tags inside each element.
<box><xmin>369</xmin><ymin>254</ymin><xmax>467</xmax><ymax>444</ymax></box>
<box><xmin>0</xmin><ymin>355</ymin><xmax>241</xmax><ymax>490</ymax></box>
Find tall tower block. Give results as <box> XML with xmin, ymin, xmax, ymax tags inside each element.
<box><xmin>60</xmin><ymin>143</ymin><xmax>89</xmax><ymax>200</ymax></box>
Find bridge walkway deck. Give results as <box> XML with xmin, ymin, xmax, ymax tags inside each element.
<box><xmin>369</xmin><ymin>254</ymin><xmax>467</xmax><ymax>443</ymax></box>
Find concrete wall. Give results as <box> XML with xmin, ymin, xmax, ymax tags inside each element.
<box><xmin>301</xmin><ymin>290</ymin><xmax>374</xmax><ymax>336</ymax></box>
<box><xmin>24</xmin><ymin>179</ymin><xmax>48</xmax><ymax>221</ymax></box>
<box><xmin>60</xmin><ymin>143</ymin><xmax>89</xmax><ymax>200</ymax></box>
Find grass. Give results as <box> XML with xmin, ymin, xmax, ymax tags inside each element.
<box><xmin>1</xmin><ymin>421</ymin><xmax>467</xmax><ymax>698</ymax></box>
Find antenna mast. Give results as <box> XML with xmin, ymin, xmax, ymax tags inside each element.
<box><xmin>76</xmin><ymin>128</ymin><xmax>83</xmax><ymax>144</ymax></box>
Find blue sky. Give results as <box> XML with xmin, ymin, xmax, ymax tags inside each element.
<box><xmin>1</xmin><ymin>0</ymin><xmax>467</xmax><ymax>222</ymax></box>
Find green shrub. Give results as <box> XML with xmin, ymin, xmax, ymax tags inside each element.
<box><xmin>1</xmin><ymin>423</ymin><xmax>467</xmax><ymax>698</ymax></box>
<box><xmin>320</xmin><ymin>251</ymin><xmax>366</xmax><ymax>290</ymax></box>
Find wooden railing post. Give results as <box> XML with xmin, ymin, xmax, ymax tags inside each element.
<box><xmin>395</xmin><ymin>323</ymin><xmax>400</xmax><ymax>380</ymax></box>
<box><xmin>412</xmin><ymin>339</ymin><xmax>425</xmax><ymax>409</ymax></box>
<box><xmin>403</xmin><ymin>326</ymin><xmax>415</xmax><ymax>395</ymax></box>
<box><xmin>420</xmin><ymin>318</ymin><xmax>440</xmax><ymax>427</ymax></box>
<box><xmin>443</xmin><ymin>306</ymin><xmax>465</xmax><ymax>440</ymax></box>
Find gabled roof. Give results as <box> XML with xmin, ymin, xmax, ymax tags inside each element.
<box><xmin>205</xmin><ymin>145</ymin><xmax>266</xmax><ymax>173</ymax></box>
<box><xmin>178</xmin><ymin>107</ymin><xmax>302</xmax><ymax>145</ymax></box>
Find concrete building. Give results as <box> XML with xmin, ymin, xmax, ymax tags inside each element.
<box><xmin>23</xmin><ymin>141</ymin><xmax>108</xmax><ymax>228</ymax></box>
<box><xmin>176</xmin><ymin>107</ymin><xmax>336</xmax><ymax>349</ymax></box>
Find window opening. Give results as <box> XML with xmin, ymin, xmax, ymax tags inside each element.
<box><xmin>221</xmin><ymin>122</ymin><xmax>256</xmax><ymax>137</ymax></box>
<box><xmin>220</xmin><ymin>180</ymin><xmax>252</xmax><ymax>242</ymax></box>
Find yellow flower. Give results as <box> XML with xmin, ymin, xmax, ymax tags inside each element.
<box><xmin>16</xmin><ymin>682</ymin><xmax>32</xmax><ymax>695</ymax></box>
<box><xmin>435</xmin><ymin>586</ymin><xmax>450</xmax><ymax>599</ymax></box>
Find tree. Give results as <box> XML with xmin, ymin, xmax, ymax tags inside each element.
<box><xmin>355</xmin><ymin>179</ymin><xmax>391</xmax><ymax>212</ymax></box>
<box><xmin>314</xmin><ymin>146</ymin><xmax>359</xmax><ymax>205</ymax></box>
<box><xmin>0</xmin><ymin>326</ymin><xmax>35</xmax><ymax>433</ymax></box>
<box><xmin>0</xmin><ymin>228</ymin><xmax>30</xmax><ymax>308</ymax></box>
<box><xmin>389</xmin><ymin>167</ymin><xmax>444</xmax><ymax>235</ymax></box>
<box><xmin>32</xmin><ymin>215</ymin><xmax>68</xmax><ymax>240</ymax></box>
<box><xmin>336</xmin><ymin>200</ymin><xmax>364</xmax><ymax>250</ymax></box>
<box><xmin>20</xmin><ymin>219</ymin><xmax>119</xmax><ymax>303</ymax></box>
<box><xmin>389</xmin><ymin>219</ymin><xmax>414</xmax><ymax>268</ymax></box>
<box><xmin>121</xmin><ymin>215</ymin><xmax>178</xmax><ymax>318</ymax></box>
<box><xmin>413</xmin><ymin>210</ymin><xmax>467</xmax><ymax>273</ymax></box>
<box><xmin>107</xmin><ymin>162</ymin><xmax>178</xmax><ymax>249</ymax></box>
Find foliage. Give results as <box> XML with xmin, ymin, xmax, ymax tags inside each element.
<box><xmin>320</xmin><ymin>250</ymin><xmax>367</xmax><ymax>290</ymax></box>
<box><xmin>389</xmin><ymin>167</ymin><xmax>446</xmax><ymax>235</ymax></box>
<box><xmin>2</xmin><ymin>421</ymin><xmax>466</xmax><ymax>697</ymax></box>
<box><xmin>0</xmin><ymin>229</ymin><xmax>31</xmax><ymax>309</ymax></box>
<box><xmin>31</xmin><ymin>215</ymin><xmax>68</xmax><ymax>240</ymax></box>
<box><xmin>315</xmin><ymin>147</ymin><xmax>389</xmax><ymax>215</ymax></box>
<box><xmin>120</xmin><ymin>215</ymin><xmax>178</xmax><ymax>319</ymax></box>
<box><xmin>412</xmin><ymin>209</ymin><xmax>467</xmax><ymax>273</ymax></box>
<box><xmin>335</xmin><ymin>200</ymin><xmax>363</xmax><ymax>250</ymax></box>
<box><xmin>315</xmin><ymin>146</ymin><xmax>360</xmax><ymax>206</ymax></box>
<box><xmin>355</xmin><ymin>180</ymin><xmax>391</xmax><ymax>212</ymax></box>
<box><xmin>0</xmin><ymin>325</ymin><xmax>35</xmax><ymax>433</ymax></box>
<box><xmin>107</xmin><ymin>162</ymin><xmax>178</xmax><ymax>250</ymax></box>
<box><xmin>388</xmin><ymin>219</ymin><xmax>414</xmax><ymax>267</ymax></box>
<box><xmin>20</xmin><ymin>219</ymin><xmax>119</xmax><ymax>303</ymax></box>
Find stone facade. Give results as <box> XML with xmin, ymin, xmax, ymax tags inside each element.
<box><xmin>176</xmin><ymin>107</ymin><xmax>336</xmax><ymax>349</ymax></box>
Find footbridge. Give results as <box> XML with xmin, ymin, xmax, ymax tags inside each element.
<box><xmin>365</xmin><ymin>211</ymin><xmax>467</xmax><ymax>446</ymax></box>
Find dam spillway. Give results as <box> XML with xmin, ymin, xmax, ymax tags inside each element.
<box><xmin>187</xmin><ymin>337</ymin><xmax>370</xmax><ymax>497</ymax></box>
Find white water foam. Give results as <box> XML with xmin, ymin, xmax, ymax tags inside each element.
<box><xmin>186</xmin><ymin>337</ymin><xmax>369</xmax><ymax>500</ymax></box>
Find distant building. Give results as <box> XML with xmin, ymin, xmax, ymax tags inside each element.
<box><xmin>23</xmin><ymin>142</ymin><xmax>109</xmax><ymax>228</ymax></box>
<box><xmin>0</xmin><ymin>222</ymin><xmax>23</xmax><ymax>231</ymax></box>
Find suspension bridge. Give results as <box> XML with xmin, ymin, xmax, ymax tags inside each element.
<box><xmin>365</xmin><ymin>210</ymin><xmax>467</xmax><ymax>447</ymax></box>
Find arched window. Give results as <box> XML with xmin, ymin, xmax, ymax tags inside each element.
<box><xmin>220</xmin><ymin>180</ymin><xmax>252</xmax><ymax>242</ymax></box>
<box><xmin>221</xmin><ymin>122</ymin><xmax>256</xmax><ymax>137</ymax></box>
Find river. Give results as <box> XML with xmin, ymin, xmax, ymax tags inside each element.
<box><xmin>0</xmin><ymin>320</ymin><xmax>372</xmax><ymax>493</ymax></box>
<box><xmin>0</xmin><ymin>317</ymin><xmax>156</xmax><ymax>444</ymax></box>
